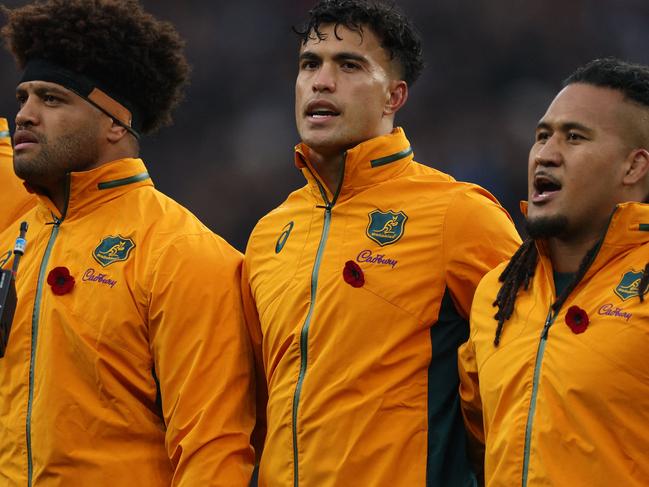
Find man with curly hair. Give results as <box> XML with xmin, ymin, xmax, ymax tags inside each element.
<box><xmin>0</xmin><ymin>116</ymin><xmax>34</xmax><ymax>231</ymax></box>
<box><xmin>459</xmin><ymin>58</ymin><xmax>649</xmax><ymax>487</ymax></box>
<box><xmin>242</xmin><ymin>0</ymin><xmax>520</xmax><ymax>485</ymax></box>
<box><xmin>0</xmin><ymin>0</ymin><xmax>255</xmax><ymax>485</ymax></box>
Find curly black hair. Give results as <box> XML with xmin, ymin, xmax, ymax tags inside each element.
<box><xmin>294</xmin><ymin>0</ymin><xmax>424</xmax><ymax>85</ymax></box>
<box><xmin>1</xmin><ymin>0</ymin><xmax>190</xmax><ymax>134</ymax></box>
<box><xmin>564</xmin><ymin>57</ymin><xmax>649</xmax><ymax>109</ymax></box>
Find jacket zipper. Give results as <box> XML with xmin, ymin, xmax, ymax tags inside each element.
<box><xmin>26</xmin><ymin>220</ymin><xmax>61</xmax><ymax>487</ymax></box>
<box><xmin>291</xmin><ymin>155</ymin><xmax>346</xmax><ymax>487</ymax></box>
<box><xmin>520</xmin><ymin>211</ymin><xmax>614</xmax><ymax>486</ymax></box>
<box><xmin>521</xmin><ymin>309</ymin><xmax>556</xmax><ymax>487</ymax></box>
<box><xmin>27</xmin><ymin>176</ymin><xmax>69</xmax><ymax>487</ymax></box>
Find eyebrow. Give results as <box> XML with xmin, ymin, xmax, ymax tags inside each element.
<box><xmin>16</xmin><ymin>84</ymin><xmax>70</xmax><ymax>98</ymax></box>
<box><xmin>299</xmin><ymin>50</ymin><xmax>369</xmax><ymax>65</ymax></box>
<box><xmin>536</xmin><ymin>121</ymin><xmax>594</xmax><ymax>134</ymax></box>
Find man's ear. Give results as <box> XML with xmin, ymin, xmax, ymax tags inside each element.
<box><xmin>106</xmin><ymin>119</ymin><xmax>130</xmax><ymax>144</ymax></box>
<box><xmin>383</xmin><ymin>80</ymin><xmax>408</xmax><ymax>116</ymax></box>
<box><xmin>623</xmin><ymin>148</ymin><xmax>649</xmax><ymax>185</ymax></box>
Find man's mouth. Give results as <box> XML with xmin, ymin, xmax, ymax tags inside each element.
<box><xmin>531</xmin><ymin>173</ymin><xmax>562</xmax><ymax>203</ymax></box>
<box><xmin>13</xmin><ymin>130</ymin><xmax>39</xmax><ymax>150</ymax></box>
<box><xmin>308</xmin><ymin>109</ymin><xmax>339</xmax><ymax>118</ymax></box>
<box><xmin>305</xmin><ymin>100</ymin><xmax>340</xmax><ymax>120</ymax></box>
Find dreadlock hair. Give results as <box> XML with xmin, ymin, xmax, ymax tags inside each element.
<box><xmin>294</xmin><ymin>0</ymin><xmax>424</xmax><ymax>86</ymax></box>
<box><xmin>1</xmin><ymin>0</ymin><xmax>190</xmax><ymax>135</ymax></box>
<box><xmin>493</xmin><ymin>237</ymin><xmax>603</xmax><ymax>346</ymax></box>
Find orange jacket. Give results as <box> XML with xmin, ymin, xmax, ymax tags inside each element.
<box><xmin>243</xmin><ymin>128</ymin><xmax>521</xmax><ymax>486</ymax></box>
<box><xmin>0</xmin><ymin>158</ymin><xmax>255</xmax><ymax>486</ymax></box>
<box><xmin>0</xmin><ymin>118</ymin><xmax>35</xmax><ymax>232</ymax></box>
<box><xmin>459</xmin><ymin>202</ymin><xmax>649</xmax><ymax>486</ymax></box>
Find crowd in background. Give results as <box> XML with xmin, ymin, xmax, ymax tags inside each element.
<box><xmin>1</xmin><ymin>0</ymin><xmax>648</xmax><ymax>250</ymax></box>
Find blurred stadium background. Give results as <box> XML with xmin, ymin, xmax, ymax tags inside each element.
<box><xmin>1</xmin><ymin>0</ymin><xmax>648</xmax><ymax>250</ymax></box>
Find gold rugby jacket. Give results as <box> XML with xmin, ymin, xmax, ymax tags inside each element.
<box><xmin>0</xmin><ymin>158</ymin><xmax>255</xmax><ymax>486</ymax></box>
<box><xmin>0</xmin><ymin>118</ymin><xmax>35</xmax><ymax>232</ymax></box>
<box><xmin>459</xmin><ymin>202</ymin><xmax>649</xmax><ymax>486</ymax></box>
<box><xmin>243</xmin><ymin>128</ymin><xmax>521</xmax><ymax>486</ymax></box>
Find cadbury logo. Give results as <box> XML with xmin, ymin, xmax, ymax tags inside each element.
<box><xmin>356</xmin><ymin>249</ymin><xmax>398</xmax><ymax>268</ymax></box>
<box><xmin>598</xmin><ymin>303</ymin><xmax>632</xmax><ymax>322</ymax></box>
<box><xmin>82</xmin><ymin>268</ymin><xmax>117</xmax><ymax>288</ymax></box>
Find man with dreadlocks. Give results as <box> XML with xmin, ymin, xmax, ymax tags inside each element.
<box><xmin>242</xmin><ymin>0</ymin><xmax>521</xmax><ymax>485</ymax></box>
<box><xmin>0</xmin><ymin>116</ymin><xmax>35</xmax><ymax>230</ymax></box>
<box><xmin>459</xmin><ymin>57</ymin><xmax>649</xmax><ymax>487</ymax></box>
<box><xmin>0</xmin><ymin>0</ymin><xmax>255</xmax><ymax>485</ymax></box>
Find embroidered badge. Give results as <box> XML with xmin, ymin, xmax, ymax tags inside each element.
<box><xmin>275</xmin><ymin>222</ymin><xmax>294</xmax><ymax>254</ymax></box>
<box><xmin>614</xmin><ymin>269</ymin><xmax>647</xmax><ymax>301</ymax></box>
<box><xmin>0</xmin><ymin>250</ymin><xmax>11</xmax><ymax>269</ymax></box>
<box><xmin>366</xmin><ymin>209</ymin><xmax>407</xmax><ymax>246</ymax></box>
<box><xmin>93</xmin><ymin>235</ymin><xmax>135</xmax><ymax>267</ymax></box>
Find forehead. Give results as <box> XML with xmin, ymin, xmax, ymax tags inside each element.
<box><xmin>300</xmin><ymin>23</ymin><xmax>388</xmax><ymax>60</ymax></box>
<box><xmin>540</xmin><ymin>83</ymin><xmax>627</xmax><ymax>130</ymax></box>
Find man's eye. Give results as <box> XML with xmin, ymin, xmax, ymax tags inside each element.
<box><xmin>535</xmin><ymin>131</ymin><xmax>550</xmax><ymax>142</ymax></box>
<box><xmin>567</xmin><ymin>132</ymin><xmax>584</xmax><ymax>141</ymax></box>
<box><xmin>43</xmin><ymin>95</ymin><xmax>59</xmax><ymax>103</ymax></box>
<box><xmin>301</xmin><ymin>61</ymin><xmax>318</xmax><ymax>70</ymax></box>
<box><xmin>341</xmin><ymin>62</ymin><xmax>359</xmax><ymax>70</ymax></box>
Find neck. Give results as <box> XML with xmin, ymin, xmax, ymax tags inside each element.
<box><xmin>548</xmin><ymin>233</ymin><xmax>602</xmax><ymax>273</ymax></box>
<box><xmin>308</xmin><ymin>151</ymin><xmax>344</xmax><ymax>195</ymax></box>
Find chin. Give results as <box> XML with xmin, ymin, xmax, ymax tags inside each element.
<box><xmin>525</xmin><ymin>214</ymin><xmax>570</xmax><ymax>239</ymax></box>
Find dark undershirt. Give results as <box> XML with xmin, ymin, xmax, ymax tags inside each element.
<box><xmin>553</xmin><ymin>271</ymin><xmax>576</xmax><ymax>298</ymax></box>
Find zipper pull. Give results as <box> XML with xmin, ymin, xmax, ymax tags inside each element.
<box><xmin>541</xmin><ymin>314</ymin><xmax>553</xmax><ymax>339</ymax></box>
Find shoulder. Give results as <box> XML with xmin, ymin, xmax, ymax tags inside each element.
<box><xmin>131</xmin><ymin>187</ymin><xmax>241</xmax><ymax>267</ymax></box>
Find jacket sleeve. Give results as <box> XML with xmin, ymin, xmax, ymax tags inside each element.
<box><xmin>241</xmin><ymin>256</ymin><xmax>268</xmax><ymax>462</ymax></box>
<box><xmin>443</xmin><ymin>186</ymin><xmax>521</xmax><ymax>318</ymax></box>
<box><xmin>458</xmin><ymin>336</ymin><xmax>485</xmax><ymax>486</ymax></box>
<box><xmin>148</xmin><ymin>233</ymin><xmax>255</xmax><ymax>486</ymax></box>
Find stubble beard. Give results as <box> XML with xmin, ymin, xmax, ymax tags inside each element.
<box><xmin>14</xmin><ymin>125</ymin><xmax>100</xmax><ymax>188</ymax></box>
<box><xmin>524</xmin><ymin>214</ymin><xmax>570</xmax><ymax>239</ymax></box>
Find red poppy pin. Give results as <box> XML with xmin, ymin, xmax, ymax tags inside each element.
<box><xmin>565</xmin><ymin>305</ymin><xmax>589</xmax><ymax>334</ymax></box>
<box><xmin>47</xmin><ymin>267</ymin><xmax>75</xmax><ymax>295</ymax></box>
<box><xmin>343</xmin><ymin>260</ymin><xmax>365</xmax><ymax>288</ymax></box>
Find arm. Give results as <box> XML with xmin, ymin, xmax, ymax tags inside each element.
<box><xmin>241</xmin><ymin>256</ymin><xmax>267</xmax><ymax>463</ymax></box>
<box><xmin>458</xmin><ymin>336</ymin><xmax>485</xmax><ymax>486</ymax></box>
<box><xmin>148</xmin><ymin>233</ymin><xmax>255</xmax><ymax>486</ymax></box>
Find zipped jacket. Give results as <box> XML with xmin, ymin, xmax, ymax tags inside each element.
<box><xmin>243</xmin><ymin>128</ymin><xmax>521</xmax><ymax>486</ymax></box>
<box><xmin>0</xmin><ymin>118</ymin><xmax>35</xmax><ymax>232</ymax></box>
<box><xmin>459</xmin><ymin>202</ymin><xmax>649</xmax><ymax>486</ymax></box>
<box><xmin>0</xmin><ymin>158</ymin><xmax>255</xmax><ymax>486</ymax></box>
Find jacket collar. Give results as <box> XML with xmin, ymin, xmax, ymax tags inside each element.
<box><xmin>32</xmin><ymin>158</ymin><xmax>152</xmax><ymax>222</ymax></box>
<box><xmin>294</xmin><ymin>127</ymin><xmax>414</xmax><ymax>205</ymax></box>
<box><xmin>522</xmin><ymin>201</ymin><xmax>649</xmax><ymax>283</ymax></box>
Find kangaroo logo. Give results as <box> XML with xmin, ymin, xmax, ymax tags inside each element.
<box><xmin>614</xmin><ymin>269</ymin><xmax>648</xmax><ymax>301</ymax></box>
<box><xmin>93</xmin><ymin>235</ymin><xmax>135</xmax><ymax>267</ymax></box>
<box><xmin>366</xmin><ymin>210</ymin><xmax>408</xmax><ymax>246</ymax></box>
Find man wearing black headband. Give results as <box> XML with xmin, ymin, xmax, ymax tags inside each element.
<box><xmin>0</xmin><ymin>1</ymin><xmax>255</xmax><ymax>485</ymax></box>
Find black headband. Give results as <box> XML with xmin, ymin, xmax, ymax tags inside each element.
<box><xmin>20</xmin><ymin>59</ymin><xmax>141</xmax><ymax>138</ymax></box>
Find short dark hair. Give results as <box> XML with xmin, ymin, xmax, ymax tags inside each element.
<box><xmin>294</xmin><ymin>0</ymin><xmax>424</xmax><ymax>86</ymax></box>
<box><xmin>564</xmin><ymin>57</ymin><xmax>649</xmax><ymax>109</ymax></box>
<box><xmin>1</xmin><ymin>0</ymin><xmax>190</xmax><ymax>135</ymax></box>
